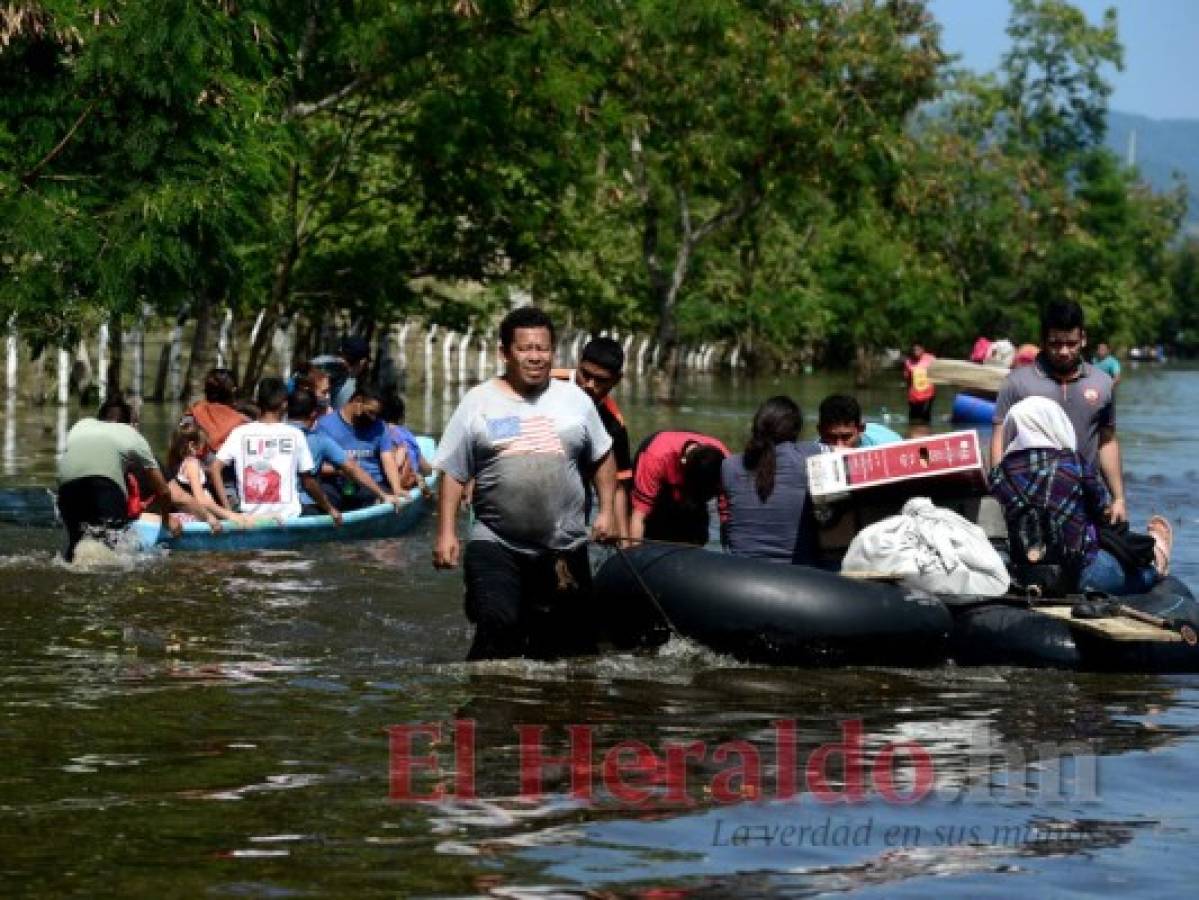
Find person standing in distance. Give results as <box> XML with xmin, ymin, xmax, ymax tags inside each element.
<box><xmin>903</xmin><ymin>341</ymin><xmax>937</xmax><ymax>432</ymax></box>
<box><xmin>432</xmin><ymin>307</ymin><xmax>617</xmax><ymax>661</ymax></box>
<box><xmin>990</xmin><ymin>301</ymin><xmax>1125</xmax><ymax>523</ymax></box>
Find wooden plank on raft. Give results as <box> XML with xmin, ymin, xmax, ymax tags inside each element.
<box><xmin>927</xmin><ymin>358</ymin><xmax>1009</xmax><ymax>394</ymax></box>
<box><xmin>1034</xmin><ymin>604</ymin><xmax>1183</xmax><ymax>643</ymax></box>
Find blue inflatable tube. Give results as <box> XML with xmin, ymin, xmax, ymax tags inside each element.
<box><xmin>951</xmin><ymin>392</ymin><xmax>996</xmax><ymax>425</ymax></box>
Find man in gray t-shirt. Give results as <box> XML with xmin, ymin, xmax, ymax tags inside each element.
<box><xmin>990</xmin><ymin>301</ymin><xmax>1125</xmax><ymax>523</ymax></box>
<box><xmin>432</xmin><ymin>307</ymin><xmax>616</xmax><ymax>660</ymax></box>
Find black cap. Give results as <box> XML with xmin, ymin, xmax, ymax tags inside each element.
<box><xmin>341</xmin><ymin>335</ymin><xmax>371</xmax><ymax>363</ymax></box>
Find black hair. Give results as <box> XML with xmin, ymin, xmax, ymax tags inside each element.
<box><xmin>234</xmin><ymin>400</ymin><xmax>261</xmax><ymax>419</ymax></box>
<box><xmin>348</xmin><ymin>382</ymin><xmax>383</xmax><ymax>405</ymax></box>
<box><xmin>683</xmin><ymin>443</ymin><xmax>726</xmax><ymax>504</ymax></box>
<box><xmin>1042</xmin><ymin>300</ymin><xmax>1086</xmax><ymax>337</ymax></box>
<box><xmin>256</xmin><ymin>377</ymin><xmax>289</xmax><ymax>413</ymax></box>
<box><xmin>203</xmin><ymin>368</ymin><xmax>238</xmax><ymax>404</ymax></box>
<box><xmin>580</xmin><ymin>337</ymin><xmax>625</xmax><ymax>375</ymax></box>
<box><xmin>381</xmin><ymin>390</ymin><xmax>407</xmax><ymax>424</ymax></box>
<box><xmin>287</xmin><ymin>387</ymin><xmax>318</xmax><ymax>421</ymax></box>
<box><xmin>818</xmin><ymin>394</ymin><xmax>862</xmax><ymax>427</ymax></box>
<box><xmin>97</xmin><ymin>396</ymin><xmax>133</xmax><ymax>424</ymax></box>
<box><xmin>743</xmin><ymin>395</ymin><xmax>803</xmax><ymax>503</ymax></box>
<box><xmin>499</xmin><ymin>306</ymin><xmax>556</xmax><ymax>349</ymax></box>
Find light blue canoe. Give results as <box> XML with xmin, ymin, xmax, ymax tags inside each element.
<box><xmin>133</xmin><ymin>436</ymin><xmax>436</xmax><ymax>553</ymax></box>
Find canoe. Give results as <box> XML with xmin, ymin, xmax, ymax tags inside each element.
<box><xmin>594</xmin><ymin>544</ymin><xmax>954</xmax><ymax>667</ymax></box>
<box><xmin>133</xmin><ymin>435</ymin><xmax>436</xmax><ymax>552</ymax></box>
<box><xmin>946</xmin><ymin>577</ymin><xmax>1199</xmax><ymax>673</ymax></box>
<box><xmin>951</xmin><ymin>392</ymin><xmax>996</xmax><ymax>425</ymax></box>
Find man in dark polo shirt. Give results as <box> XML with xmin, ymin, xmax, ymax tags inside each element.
<box><xmin>552</xmin><ymin>337</ymin><xmax>633</xmax><ymax>537</ymax></box>
<box><xmin>990</xmin><ymin>301</ymin><xmax>1125</xmax><ymax>523</ymax></box>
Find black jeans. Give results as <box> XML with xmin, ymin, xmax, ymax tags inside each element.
<box><xmin>462</xmin><ymin>540</ymin><xmax>596</xmax><ymax>661</ymax></box>
<box><xmin>644</xmin><ymin>497</ymin><xmax>710</xmax><ymax>546</ymax></box>
<box><xmin>908</xmin><ymin>398</ymin><xmax>934</xmax><ymax>423</ymax></box>
<box><xmin>56</xmin><ymin>476</ymin><xmax>131</xmax><ymax>561</ymax></box>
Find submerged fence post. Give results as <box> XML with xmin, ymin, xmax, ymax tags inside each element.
<box><xmin>458</xmin><ymin>327</ymin><xmax>473</xmax><ymax>386</ymax></box>
<box><xmin>477</xmin><ymin>332</ymin><xmax>491</xmax><ymax>383</ymax></box>
<box><xmin>424</xmin><ymin>324</ymin><xmax>438</xmax><ymax>385</ymax></box>
<box><xmin>442</xmin><ymin>331</ymin><xmax>458</xmax><ymax>386</ymax></box>
<box><xmin>5</xmin><ymin>319</ymin><xmax>16</xmax><ymax>392</ymax></box>
<box><xmin>216</xmin><ymin>307</ymin><xmax>232</xmax><ymax>369</ymax></box>
<box><xmin>396</xmin><ymin>320</ymin><xmax>411</xmax><ymax>380</ymax></box>
<box><xmin>96</xmin><ymin>324</ymin><xmax>109</xmax><ymax>400</ymax></box>
<box><xmin>56</xmin><ymin>349</ymin><xmax>70</xmax><ymax>406</ymax></box>
<box><xmin>166</xmin><ymin>320</ymin><xmax>184</xmax><ymax>403</ymax></box>
<box><xmin>4</xmin><ymin>321</ymin><xmax>15</xmax><ymax>476</ymax></box>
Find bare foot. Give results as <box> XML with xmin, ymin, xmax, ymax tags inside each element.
<box><xmin>1147</xmin><ymin>515</ymin><xmax>1174</xmax><ymax>577</ymax></box>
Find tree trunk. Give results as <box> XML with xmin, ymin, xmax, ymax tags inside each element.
<box><xmin>853</xmin><ymin>345</ymin><xmax>877</xmax><ymax>388</ymax></box>
<box><xmin>182</xmin><ymin>293</ymin><xmax>217</xmax><ymax>403</ymax></box>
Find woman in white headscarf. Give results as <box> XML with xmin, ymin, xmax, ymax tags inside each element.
<box><xmin>989</xmin><ymin>397</ymin><xmax>1171</xmax><ymax>594</ymax></box>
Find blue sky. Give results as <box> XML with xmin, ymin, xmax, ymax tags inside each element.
<box><xmin>928</xmin><ymin>0</ymin><xmax>1199</xmax><ymax>121</ymax></box>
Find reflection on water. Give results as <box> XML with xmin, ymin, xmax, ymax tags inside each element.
<box><xmin>0</xmin><ymin>366</ymin><xmax>1198</xmax><ymax>895</ymax></box>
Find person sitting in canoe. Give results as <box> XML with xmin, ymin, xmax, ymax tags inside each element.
<box><xmin>989</xmin><ymin>396</ymin><xmax>1172</xmax><ymax>595</ymax></box>
<box><xmin>311</xmin><ymin>335</ymin><xmax>372</xmax><ymax>411</ymax></box>
<box><xmin>184</xmin><ymin>368</ymin><xmax>248</xmax><ymax>460</ymax></box>
<box><xmin>629</xmin><ymin>430</ymin><xmax>730</xmax><ymax>547</ymax></box>
<box><xmin>208</xmin><ymin>377</ymin><xmax>340</xmax><ymax>524</ymax></box>
<box><xmin>314</xmin><ymin>384</ymin><xmax>408</xmax><ymax>511</ymax></box>
<box><xmin>165</xmin><ymin>421</ymin><xmax>255</xmax><ymax>531</ymax></box>
<box><xmin>288</xmin><ymin>387</ymin><xmax>405</xmax><ymax>516</ymax></box>
<box><xmin>57</xmin><ymin>396</ymin><xmax>180</xmax><ymax>561</ymax></box>
<box><xmin>381</xmin><ymin>389</ymin><xmax>432</xmax><ymax>493</ymax></box>
<box><xmin>721</xmin><ymin>395</ymin><xmax>821</xmax><ymax>565</ymax></box>
<box><xmin>815</xmin><ymin>394</ymin><xmax>901</xmax><ymax>450</ymax></box>
<box><xmin>289</xmin><ymin>361</ymin><xmax>333</xmax><ymax>413</ymax></box>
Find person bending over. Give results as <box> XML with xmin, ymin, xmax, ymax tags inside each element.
<box><xmin>629</xmin><ymin>430</ymin><xmax>729</xmax><ymax>546</ymax></box>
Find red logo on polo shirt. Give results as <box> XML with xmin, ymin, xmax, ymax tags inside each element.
<box><xmin>1084</xmin><ymin>387</ymin><xmax>1100</xmax><ymax>405</ymax></box>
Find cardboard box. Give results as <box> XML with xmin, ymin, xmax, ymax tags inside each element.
<box><xmin>807</xmin><ymin>430</ymin><xmax>987</xmax><ymax>504</ymax></box>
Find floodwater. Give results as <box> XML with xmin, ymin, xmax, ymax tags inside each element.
<box><xmin>1</xmin><ymin>364</ymin><xmax>1197</xmax><ymax>897</ymax></box>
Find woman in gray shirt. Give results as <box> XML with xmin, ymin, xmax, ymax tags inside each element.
<box><xmin>721</xmin><ymin>396</ymin><xmax>821</xmax><ymax>565</ymax></box>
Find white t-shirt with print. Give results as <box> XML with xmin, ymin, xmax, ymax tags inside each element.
<box><xmin>215</xmin><ymin>421</ymin><xmax>315</xmax><ymax>519</ymax></box>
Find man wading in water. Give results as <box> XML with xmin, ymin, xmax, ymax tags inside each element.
<box><xmin>432</xmin><ymin>307</ymin><xmax>617</xmax><ymax>661</ymax></box>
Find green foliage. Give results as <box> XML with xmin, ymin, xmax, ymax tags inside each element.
<box><xmin>0</xmin><ymin>0</ymin><xmax>1190</xmax><ymax>371</ymax></box>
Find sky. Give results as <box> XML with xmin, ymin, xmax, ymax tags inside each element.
<box><xmin>928</xmin><ymin>0</ymin><xmax>1199</xmax><ymax>121</ymax></box>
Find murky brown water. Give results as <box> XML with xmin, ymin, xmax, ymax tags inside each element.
<box><xmin>1</xmin><ymin>364</ymin><xmax>1197</xmax><ymax>896</ymax></box>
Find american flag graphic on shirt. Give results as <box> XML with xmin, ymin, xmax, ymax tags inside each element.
<box><xmin>487</xmin><ymin>415</ymin><xmax>564</xmax><ymax>456</ymax></box>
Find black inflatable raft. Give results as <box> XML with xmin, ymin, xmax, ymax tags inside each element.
<box><xmin>946</xmin><ymin>576</ymin><xmax>1199</xmax><ymax>673</ymax></box>
<box><xmin>595</xmin><ymin>544</ymin><xmax>953</xmax><ymax>667</ymax></box>
<box><xmin>596</xmin><ymin>546</ymin><xmax>1199</xmax><ymax>672</ymax></box>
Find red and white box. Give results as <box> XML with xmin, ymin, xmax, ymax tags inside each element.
<box><xmin>807</xmin><ymin>430</ymin><xmax>987</xmax><ymax>504</ymax></box>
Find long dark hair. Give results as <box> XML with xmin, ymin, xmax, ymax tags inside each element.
<box><xmin>743</xmin><ymin>395</ymin><xmax>803</xmax><ymax>502</ymax></box>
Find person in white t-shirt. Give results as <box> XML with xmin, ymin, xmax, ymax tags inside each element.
<box><xmin>209</xmin><ymin>377</ymin><xmax>342</xmax><ymax>523</ymax></box>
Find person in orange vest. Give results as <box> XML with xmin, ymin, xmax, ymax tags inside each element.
<box><xmin>903</xmin><ymin>342</ymin><xmax>937</xmax><ymax>426</ymax></box>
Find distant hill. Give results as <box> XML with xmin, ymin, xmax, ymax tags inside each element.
<box><xmin>1105</xmin><ymin>111</ymin><xmax>1199</xmax><ymax>232</ymax></box>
